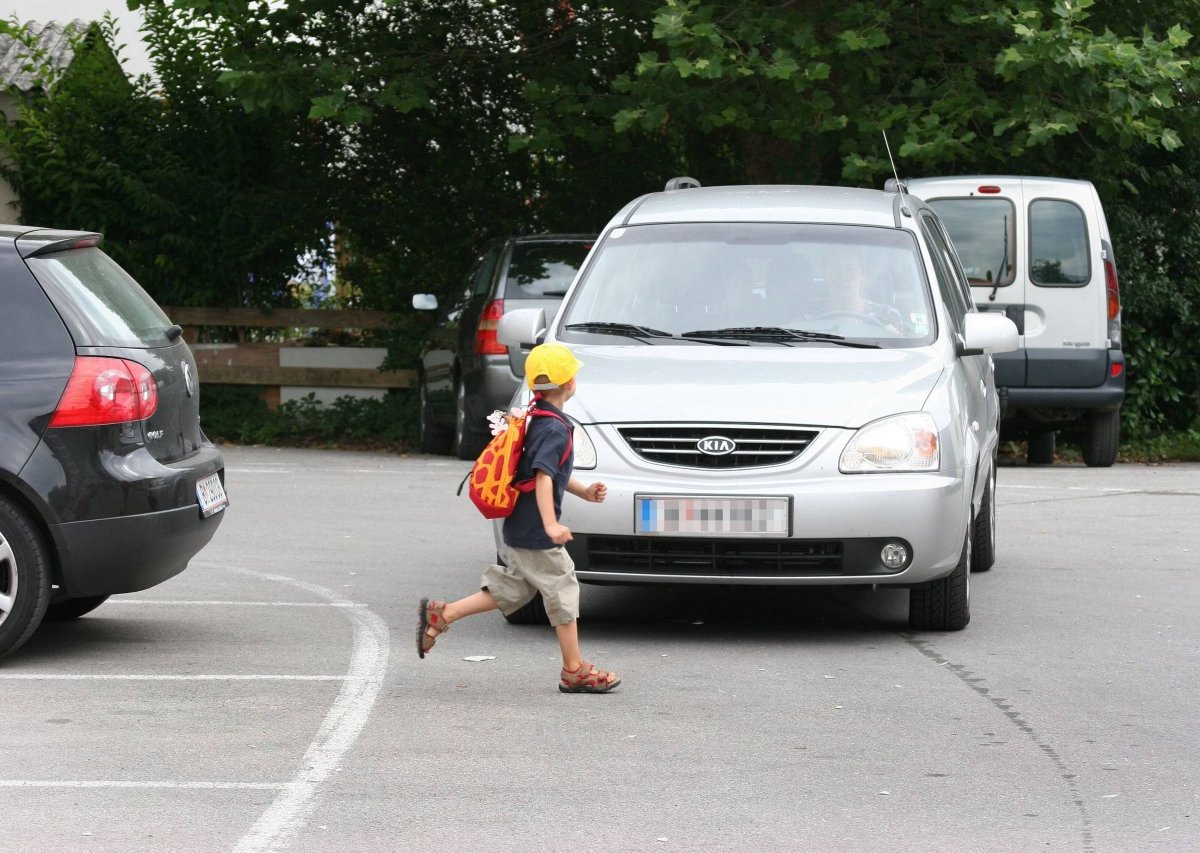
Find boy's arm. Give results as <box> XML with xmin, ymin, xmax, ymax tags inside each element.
<box><xmin>536</xmin><ymin>471</ymin><xmax>572</xmax><ymax>544</ymax></box>
<box><xmin>567</xmin><ymin>478</ymin><xmax>607</xmax><ymax>503</ymax></box>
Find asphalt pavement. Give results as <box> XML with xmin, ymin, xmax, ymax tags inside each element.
<box><xmin>2</xmin><ymin>447</ymin><xmax>1197</xmax><ymax>852</ymax></box>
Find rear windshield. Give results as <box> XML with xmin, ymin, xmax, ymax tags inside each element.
<box><xmin>1029</xmin><ymin>199</ymin><xmax>1090</xmax><ymax>286</ymax></box>
<box><xmin>926</xmin><ymin>198</ymin><xmax>1016</xmax><ymax>287</ymax></box>
<box><xmin>560</xmin><ymin>222</ymin><xmax>935</xmax><ymax>347</ymax></box>
<box><xmin>503</xmin><ymin>241</ymin><xmax>591</xmax><ymax>298</ymax></box>
<box><xmin>27</xmin><ymin>247</ymin><xmax>172</xmax><ymax>347</ymax></box>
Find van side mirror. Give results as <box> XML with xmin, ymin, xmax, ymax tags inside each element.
<box><xmin>412</xmin><ymin>293</ymin><xmax>438</xmax><ymax>311</ymax></box>
<box><xmin>957</xmin><ymin>312</ymin><xmax>1019</xmax><ymax>356</ymax></box>
<box><xmin>497</xmin><ymin>308</ymin><xmax>547</xmax><ymax>349</ymax></box>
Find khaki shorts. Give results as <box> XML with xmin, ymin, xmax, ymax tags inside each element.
<box><xmin>482</xmin><ymin>546</ymin><xmax>579</xmax><ymax>626</ymax></box>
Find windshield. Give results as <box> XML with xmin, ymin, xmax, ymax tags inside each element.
<box><xmin>558</xmin><ymin>223</ymin><xmax>935</xmax><ymax>346</ymax></box>
<box><xmin>926</xmin><ymin>198</ymin><xmax>1016</xmax><ymax>287</ymax></box>
<box><xmin>27</xmin><ymin>247</ymin><xmax>173</xmax><ymax>347</ymax></box>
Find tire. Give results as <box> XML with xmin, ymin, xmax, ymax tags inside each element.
<box><xmin>972</xmin><ymin>461</ymin><xmax>996</xmax><ymax>573</ymax></box>
<box><xmin>1083</xmin><ymin>410</ymin><xmax>1120</xmax><ymax>468</ymax></box>
<box><xmin>43</xmin><ymin>595</ymin><xmax>109</xmax><ymax>622</ymax></box>
<box><xmin>418</xmin><ymin>380</ymin><xmax>452</xmax><ymax>455</ymax></box>
<box><xmin>503</xmin><ymin>593</ymin><xmax>550</xmax><ymax>626</ymax></box>
<box><xmin>909</xmin><ymin>524</ymin><xmax>971</xmax><ymax>631</ymax></box>
<box><xmin>1026</xmin><ymin>430</ymin><xmax>1056</xmax><ymax>465</ymax></box>
<box><xmin>453</xmin><ymin>381</ymin><xmax>488</xmax><ymax>461</ymax></box>
<box><xmin>0</xmin><ymin>496</ymin><xmax>52</xmax><ymax>660</ymax></box>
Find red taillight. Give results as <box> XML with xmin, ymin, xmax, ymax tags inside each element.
<box><xmin>1104</xmin><ymin>259</ymin><xmax>1121</xmax><ymax>320</ymax></box>
<box><xmin>978</xmin><ymin>186</ymin><xmax>1002</xmax><ymax>194</ymax></box>
<box><xmin>50</xmin><ymin>357</ymin><xmax>159</xmax><ymax>428</ymax></box>
<box><xmin>474</xmin><ymin>299</ymin><xmax>507</xmax><ymax>355</ymax></box>
<box><xmin>1111</xmin><ymin>362</ymin><xmax>1123</xmax><ymax>377</ymax></box>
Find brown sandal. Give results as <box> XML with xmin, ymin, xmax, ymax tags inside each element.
<box><xmin>559</xmin><ymin>660</ymin><xmax>621</xmax><ymax>693</ymax></box>
<box><xmin>417</xmin><ymin>598</ymin><xmax>450</xmax><ymax>659</ymax></box>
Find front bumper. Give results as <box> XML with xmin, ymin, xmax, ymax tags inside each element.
<box><xmin>500</xmin><ymin>428</ymin><xmax>971</xmax><ymax>586</ymax></box>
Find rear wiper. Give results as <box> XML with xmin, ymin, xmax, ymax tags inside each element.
<box><xmin>564</xmin><ymin>322</ymin><xmax>747</xmax><ymax>345</ymax></box>
<box><xmin>682</xmin><ymin>326</ymin><xmax>881</xmax><ymax>349</ymax></box>
<box><xmin>540</xmin><ymin>290</ymin><xmax>569</xmax><ymax>297</ymax></box>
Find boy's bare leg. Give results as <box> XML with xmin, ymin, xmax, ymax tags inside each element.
<box><xmin>442</xmin><ymin>590</ymin><xmax>499</xmax><ymax>624</ymax></box>
<box><xmin>555</xmin><ymin>620</ymin><xmax>583</xmax><ymax>673</ymax></box>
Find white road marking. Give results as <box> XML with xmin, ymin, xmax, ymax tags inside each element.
<box><xmin>0</xmin><ymin>674</ymin><xmax>355</xmax><ymax>681</ymax></box>
<box><xmin>108</xmin><ymin>599</ymin><xmax>356</xmax><ymax>607</ymax></box>
<box><xmin>0</xmin><ymin>781</ymin><xmax>290</xmax><ymax>790</ymax></box>
<box><xmin>999</xmin><ymin>484</ymin><xmax>1136</xmax><ymax>492</ymax></box>
<box><xmin>229</xmin><ymin>567</ymin><xmax>390</xmax><ymax>853</ymax></box>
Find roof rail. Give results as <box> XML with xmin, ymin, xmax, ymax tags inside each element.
<box><xmin>664</xmin><ymin>176</ymin><xmax>702</xmax><ymax>191</ymax></box>
<box><xmin>883</xmin><ymin>177</ymin><xmax>908</xmax><ymax>194</ymax></box>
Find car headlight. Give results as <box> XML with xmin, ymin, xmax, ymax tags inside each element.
<box><xmin>839</xmin><ymin>412</ymin><xmax>939</xmax><ymax>473</ymax></box>
<box><xmin>572</xmin><ymin>421</ymin><xmax>597</xmax><ymax>469</ymax></box>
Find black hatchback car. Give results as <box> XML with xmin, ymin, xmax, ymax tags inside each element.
<box><xmin>412</xmin><ymin>234</ymin><xmax>594</xmax><ymax>459</ymax></box>
<box><xmin>0</xmin><ymin>226</ymin><xmax>227</xmax><ymax>660</ymax></box>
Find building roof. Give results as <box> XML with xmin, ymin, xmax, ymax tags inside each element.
<box><xmin>0</xmin><ymin>20</ymin><xmax>89</xmax><ymax>92</ymax></box>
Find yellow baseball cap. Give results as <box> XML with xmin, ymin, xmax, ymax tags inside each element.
<box><xmin>525</xmin><ymin>343</ymin><xmax>582</xmax><ymax>391</ymax></box>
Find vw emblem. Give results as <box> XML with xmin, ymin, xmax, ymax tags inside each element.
<box><xmin>182</xmin><ymin>362</ymin><xmax>195</xmax><ymax>398</ymax></box>
<box><xmin>696</xmin><ymin>435</ymin><xmax>736</xmax><ymax>456</ymax></box>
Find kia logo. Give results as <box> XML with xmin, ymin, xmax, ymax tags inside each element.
<box><xmin>697</xmin><ymin>436</ymin><xmax>736</xmax><ymax>456</ymax></box>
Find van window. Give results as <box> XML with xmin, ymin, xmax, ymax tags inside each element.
<box><xmin>504</xmin><ymin>241</ymin><xmax>591</xmax><ymax>298</ymax></box>
<box><xmin>560</xmin><ymin>223</ymin><xmax>935</xmax><ymax>346</ymax></box>
<box><xmin>926</xmin><ymin>198</ymin><xmax>1016</xmax><ymax>288</ymax></box>
<box><xmin>1029</xmin><ymin>199</ymin><xmax>1090</xmax><ymax>286</ymax></box>
<box><xmin>26</xmin><ymin>247</ymin><xmax>172</xmax><ymax>347</ymax></box>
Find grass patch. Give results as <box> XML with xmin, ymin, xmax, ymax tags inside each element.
<box><xmin>999</xmin><ymin>426</ymin><xmax>1200</xmax><ymax>464</ymax></box>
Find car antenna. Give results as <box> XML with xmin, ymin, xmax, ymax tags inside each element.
<box><xmin>882</xmin><ymin>131</ymin><xmax>911</xmax><ymax>218</ymax></box>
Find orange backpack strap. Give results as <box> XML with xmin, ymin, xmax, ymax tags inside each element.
<box><xmin>512</xmin><ymin>406</ymin><xmax>573</xmax><ymax>493</ymax></box>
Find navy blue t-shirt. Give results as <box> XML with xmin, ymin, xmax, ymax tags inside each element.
<box><xmin>502</xmin><ymin>401</ymin><xmax>573</xmax><ymax>550</ymax></box>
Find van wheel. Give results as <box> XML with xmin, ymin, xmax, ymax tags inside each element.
<box><xmin>0</xmin><ymin>497</ymin><xmax>51</xmax><ymax>660</ymax></box>
<box><xmin>43</xmin><ymin>595</ymin><xmax>109</xmax><ymax>622</ymax></box>
<box><xmin>503</xmin><ymin>593</ymin><xmax>550</xmax><ymax>626</ymax></box>
<box><xmin>418</xmin><ymin>381</ymin><xmax>452</xmax><ymax>455</ymax></box>
<box><xmin>1026</xmin><ymin>430</ymin><xmax>1055</xmax><ymax>465</ymax></box>
<box><xmin>972</xmin><ymin>463</ymin><xmax>996</xmax><ymax>573</ymax></box>
<box><xmin>909</xmin><ymin>524</ymin><xmax>971</xmax><ymax>631</ymax></box>
<box><xmin>1083</xmin><ymin>411</ymin><xmax>1120</xmax><ymax>468</ymax></box>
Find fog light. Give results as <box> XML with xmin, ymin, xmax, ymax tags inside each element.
<box><xmin>880</xmin><ymin>542</ymin><xmax>908</xmax><ymax>570</ymax></box>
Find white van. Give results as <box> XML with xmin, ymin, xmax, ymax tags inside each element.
<box><xmin>902</xmin><ymin>176</ymin><xmax>1125</xmax><ymax>466</ymax></box>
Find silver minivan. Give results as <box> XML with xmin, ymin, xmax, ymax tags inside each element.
<box><xmin>904</xmin><ymin>176</ymin><xmax>1125</xmax><ymax>466</ymax></box>
<box><xmin>497</xmin><ymin>182</ymin><xmax>1018</xmax><ymax>631</ymax></box>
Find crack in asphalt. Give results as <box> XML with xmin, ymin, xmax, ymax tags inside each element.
<box><xmin>1001</xmin><ymin>489</ymin><xmax>1200</xmax><ymax>507</ymax></box>
<box><xmin>898</xmin><ymin>633</ymin><xmax>1095</xmax><ymax>853</ymax></box>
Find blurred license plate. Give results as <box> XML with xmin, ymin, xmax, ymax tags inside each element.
<box><xmin>196</xmin><ymin>473</ymin><xmax>228</xmax><ymax>518</ymax></box>
<box><xmin>634</xmin><ymin>495</ymin><xmax>790</xmax><ymax>537</ymax></box>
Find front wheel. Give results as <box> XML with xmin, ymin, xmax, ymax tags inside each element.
<box><xmin>503</xmin><ymin>594</ymin><xmax>550</xmax><ymax>626</ymax></box>
<box><xmin>453</xmin><ymin>381</ymin><xmax>488</xmax><ymax>461</ymax></box>
<box><xmin>1083</xmin><ymin>411</ymin><xmax>1120</xmax><ymax>468</ymax></box>
<box><xmin>909</xmin><ymin>524</ymin><xmax>971</xmax><ymax>631</ymax></box>
<box><xmin>0</xmin><ymin>496</ymin><xmax>51</xmax><ymax>659</ymax></box>
<box><xmin>418</xmin><ymin>380</ymin><xmax>452</xmax><ymax>455</ymax></box>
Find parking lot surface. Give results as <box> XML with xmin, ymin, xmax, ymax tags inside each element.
<box><xmin>2</xmin><ymin>447</ymin><xmax>1197</xmax><ymax>851</ymax></box>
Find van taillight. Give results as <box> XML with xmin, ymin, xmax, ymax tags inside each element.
<box><xmin>474</xmin><ymin>299</ymin><xmax>507</xmax><ymax>355</ymax></box>
<box><xmin>1104</xmin><ymin>258</ymin><xmax>1122</xmax><ymax>347</ymax></box>
<box><xmin>1104</xmin><ymin>259</ymin><xmax>1120</xmax><ymax>320</ymax></box>
<box><xmin>978</xmin><ymin>186</ymin><xmax>1002</xmax><ymax>194</ymax></box>
<box><xmin>50</xmin><ymin>357</ymin><xmax>159</xmax><ymax>427</ymax></box>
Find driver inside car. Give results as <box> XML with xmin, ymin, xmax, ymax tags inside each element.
<box><xmin>816</xmin><ymin>252</ymin><xmax>905</xmax><ymax>333</ymax></box>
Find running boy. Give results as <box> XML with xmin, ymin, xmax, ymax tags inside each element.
<box><xmin>417</xmin><ymin>342</ymin><xmax>621</xmax><ymax>693</ymax></box>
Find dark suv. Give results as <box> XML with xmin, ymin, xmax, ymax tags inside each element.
<box><xmin>0</xmin><ymin>227</ymin><xmax>227</xmax><ymax>660</ymax></box>
<box><xmin>412</xmin><ymin>234</ymin><xmax>594</xmax><ymax>458</ymax></box>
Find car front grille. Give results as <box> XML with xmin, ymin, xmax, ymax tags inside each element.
<box><xmin>585</xmin><ymin>536</ymin><xmax>843</xmax><ymax>577</ymax></box>
<box><xmin>617</xmin><ymin>424</ymin><xmax>819</xmax><ymax>468</ymax></box>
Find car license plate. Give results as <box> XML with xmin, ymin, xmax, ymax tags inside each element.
<box><xmin>634</xmin><ymin>495</ymin><xmax>790</xmax><ymax>537</ymax></box>
<box><xmin>196</xmin><ymin>472</ymin><xmax>228</xmax><ymax>518</ymax></box>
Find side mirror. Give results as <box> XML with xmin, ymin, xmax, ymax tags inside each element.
<box><xmin>412</xmin><ymin>293</ymin><xmax>438</xmax><ymax>311</ymax></box>
<box><xmin>957</xmin><ymin>312</ymin><xmax>1019</xmax><ymax>356</ymax></box>
<box><xmin>497</xmin><ymin>308</ymin><xmax>547</xmax><ymax>349</ymax></box>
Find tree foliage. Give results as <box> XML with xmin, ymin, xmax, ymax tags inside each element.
<box><xmin>2</xmin><ymin>1</ymin><xmax>1197</xmax><ymax>432</ymax></box>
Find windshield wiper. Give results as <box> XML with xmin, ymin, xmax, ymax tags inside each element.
<box><xmin>682</xmin><ymin>326</ymin><xmax>881</xmax><ymax>349</ymax></box>
<box><xmin>565</xmin><ymin>322</ymin><xmax>747</xmax><ymax>345</ymax></box>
